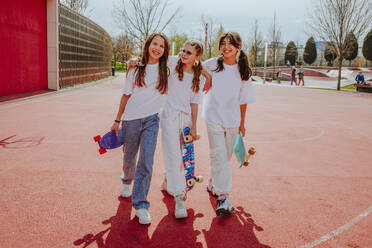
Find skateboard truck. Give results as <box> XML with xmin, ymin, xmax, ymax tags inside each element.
<box><xmin>242</xmin><ymin>147</ymin><xmax>256</xmax><ymax>166</ymax></box>
<box><xmin>186</xmin><ymin>176</ymin><xmax>204</xmax><ymax>187</ymax></box>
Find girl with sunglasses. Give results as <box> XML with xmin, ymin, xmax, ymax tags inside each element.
<box><xmin>202</xmin><ymin>32</ymin><xmax>255</xmax><ymax>216</ymax></box>
<box><xmin>160</xmin><ymin>40</ymin><xmax>211</xmax><ymax>219</ymax></box>
<box><xmin>111</xmin><ymin>33</ymin><xmax>169</xmax><ymax>225</ymax></box>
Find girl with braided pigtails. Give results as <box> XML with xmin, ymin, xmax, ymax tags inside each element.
<box><xmin>202</xmin><ymin>32</ymin><xmax>256</xmax><ymax>216</ymax></box>
<box><xmin>160</xmin><ymin>40</ymin><xmax>211</xmax><ymax>219</ymax></box>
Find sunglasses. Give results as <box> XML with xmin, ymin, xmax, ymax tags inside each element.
<box><xmin>180</xmin><ymin>48</ymin><xmax>194</xmax><ymax>56</ymax></box>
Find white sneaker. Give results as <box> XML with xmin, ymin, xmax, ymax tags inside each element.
<box><xmin>216</xmin><ymin>196</ymin><xmax>235</xmax><ymax>216</ymax></box>
<box><xmin>121</xmin><ymin>184</ymin><xmax>131</xmax><ymax>198</ymax></box>
<box><xmin>174</xmin><ymin>194</ymin><xmax>187</xmax><ymax>219</ymax></box>
<box><xmin>206</xmin><ymin>183</ymin><xmax>217</xmax><ymax>197</ymax></box>
<box><xmin>135</xmin><ymin>208</ymin><xmax>151</xmax><ymax>224</ymax></box>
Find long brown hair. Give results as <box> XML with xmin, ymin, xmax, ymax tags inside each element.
<box><xmin>175</xmin><ymin>40</ymin><xmax>204</xmax><ymax>93</ymax></box>
<box><xmin>214</xmin><ymin>32</ymin><xmax>252</xmax><ymax>81</ymax></box>
<box><xmin>135</xmin><ymin>33</ymin><xmax>169</xmax><ymax>94</ymax></box>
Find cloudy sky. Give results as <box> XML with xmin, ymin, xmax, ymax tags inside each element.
<box><xmin>86</xmin><ymin>0</ymin><xmax>314</xmax><ymax>45</ymax></box>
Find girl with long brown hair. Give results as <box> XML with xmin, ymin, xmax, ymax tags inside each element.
<box><xmin>111</xmin><ymin>32</ymin><xmax>170</xmax><ymax>225</ymax></box>
<box><xmin>202</xmin><ymin>32</ymin><xmax>255</xmax><ymax>216</ymax></box>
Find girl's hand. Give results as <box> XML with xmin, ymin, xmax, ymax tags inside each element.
<box><xmin>239</xmin><ymin>125</ymin><xmax>246</xmax><ymax>137</ymax></box>
<box><xmin>203</xmin><ymin>78</ymin><xmax>212</xmax><ymax>93</ymax></box>
<box><xmin>111</xmin><ymin>122</ymin><xmax>120</xmax><ymax>136</ymax></box>
<box><xmin>201</xmin><ymin>70</ymin><xmax>212</xmax><ymax>93</ymax></box>
<box><xmin>190</xmin><ymin>126</ymin><xmax>198</xmax><ymax>141</ymax></box>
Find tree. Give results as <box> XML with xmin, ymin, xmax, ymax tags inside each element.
<box><xmin>285</xmin><ymin>41</ymin><xmax>298</xmax><ymax>66</ymax></box>
<box><xmin>113</xmin><ymin>0</ymin><xmax>180</xmax><ymax>47</ymax></box>
<box><xmin>211</xmin><ymin>24</ymin><xmax>225</xmax><ymax>57</ymax></box>
<box><xmin>324</xmin><ymin>42</ymin><xmax>338</xmax><ymax>66</ymax></box>
<box><xmin>201</xmin><ymin>15</ymin><xmax>219</xmax><ymax>60</ymax></box>
<box><xmin>308</xmin><ymin>0</ymin><xmax>372</xmax><ymax>90</ymax></box>
<box><xmin>268</xmin><ymin>12</ymin><xmax>281</xmax><ymax>76</ymax></box>
<box><xmin>112</xmin><ymin>34</ymin><xmax>135</xmax><ymax>65</ymax></box>
<box><xmin>169</xmin><ymin>33</ymin><xmax>188</xmax><ymax>56</ymax></box>
<box><xmin>362</xmin><ymin>29</ymin><xmax>372</xmax><ymax>65</ymax></box>
<box><xmin>249</xmin><ymin>19</ymin><xmax>264</xmax><ymax>70</ymax></box>
<box><xmin>303</xmin><ymin>37</ymin><xmax>317</xmax><ymax>65</ymax></box>
<box><xmin>60</xmin><ymin>0</ymin><xmax>89</xmax><ymax>14</ymax></box>
<box><xmin>344</xmin><ymin>32</ymin><xmax>358</xmax><ymax>65</ymax></box>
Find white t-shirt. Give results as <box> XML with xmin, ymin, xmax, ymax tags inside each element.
<box><xmin>122</xmin><ymin>63</ymin><xmax>165</xmax><ymax>121</ymax></box>
<box><xmin>202</xmin><ymin>57</ymin><xmax>255</xmax><ymax>128</ymax></box>
<box><xmin>163</xmin><ymin>69</ymin><xmax>205</xmax><ymax>115</ymax></box>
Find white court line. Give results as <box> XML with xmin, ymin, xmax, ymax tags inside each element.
<box><xmin>299</xmin><ymin>204</ymin><xmax>372</xmax><ymax>248</ymax></box>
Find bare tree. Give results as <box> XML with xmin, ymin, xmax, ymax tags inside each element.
<box><xmin>112</xmin><ymin>34</ymin><xmax>136</xmax><ymax>64</ymax></box>
<box><xmin>249</xmin><ymin>19</ymin><xmax>264</xmax><ymax>71</ymax></box>
<box><xmin>113</xmin><ymin>0</ymin><xmax>180</xmax><ymax>47</ymax></box>
<box><xmin>201</xmin><ymin>15</ymin><xmax>219</xmax><ymax>59</ymax></box>
<box><xmin>60</xmin><ymin>0</ymin><xmax>89</xmax><ymax>15</ymax></box>
<box><xmin>308</xmin><ymin>0</ymin><xmax>372</xmax><ymax>90</ymax></box>
<box><xmin>268</xmin><ymin>12</ymin><xmax>282</xmax><ymax>77</ymax></box>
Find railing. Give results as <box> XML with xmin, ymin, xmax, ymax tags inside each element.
<box><xmin>58</xmin><ymin>4</ymin><xmax>112</xmax><ymax>87</ymax></box>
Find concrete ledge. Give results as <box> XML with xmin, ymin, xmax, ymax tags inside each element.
<box><xmin>356</xmin><ymin>84</ymin><xmax>372</xmax><ymax>93</ymax></box>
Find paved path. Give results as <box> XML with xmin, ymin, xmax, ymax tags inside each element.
<box><xmin>1</xmin><ymin>75</ymin><xmax>372</xmax><ymax>248</ymax></box>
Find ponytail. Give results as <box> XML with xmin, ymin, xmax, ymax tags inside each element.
<box><xmin>214</xmin><ymin>54</ymin><xmax>225</xmax><ymax>73</ymax></box>
<box><xmin>237</xmin><ymin>49</ymin><xmax>252</xmax><ymax>81</ymax></box>
<box><xmin>175</xmin><ymin>58</ymin><xmax>184</xmax><ymax>82</ymax></box>
<box><xmin>191</xmin><ymin>61</ymin><xmax>202</xmax><ymax>93</ymax></box>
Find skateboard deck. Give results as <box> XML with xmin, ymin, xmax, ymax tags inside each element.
<box><xmin>233</xmin><ymin>133</ymin><xmax>255</xmax><ymax>167</ymax></box>
<box><xmin>181</xmin><ymin>127</ymin><xmax>203</xmax><ymax>191</ymax></box>
<box><xmin>93</xmin><ymin>128</ymin><xmax>123</xmax><ymax>154</ymax></box>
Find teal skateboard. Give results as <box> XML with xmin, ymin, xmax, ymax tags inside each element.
<box><xmin>233</xmin><ymin>133</ymin><xmax>256</xmax><ymax>167</ymax></box>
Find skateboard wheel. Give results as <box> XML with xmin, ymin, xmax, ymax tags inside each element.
<box><xmin>93</xmin><ymin>135</ymin><xmax>101</xmax><ymax>142</ymax></box>
<box><xmin>99</xmin><ymin>148</ymin><xmax>107</xmax><ymax>154</ymax></box>
<box><xmin>243</xmin><ymin>162</ymin><xmax>249</xmax><ymax>167</ymax></box>
<box><xmin>184</xmin><ymin>135</ymin><xmax>192</xmax><ymax>143</ymax></box>
<box><xmin>196</xmin><ymin>176</ymin><xmax>204</xmax><ymax>183</ymax></box>
<box><xmin>187</xmin><ymin>178</ymin><xmax>195</xmax><ymax>186</ymax></box>
<box><xmin>248</xmin><ymin>147</ymin><xmax>256</xmax><ymax>155</ymax></box>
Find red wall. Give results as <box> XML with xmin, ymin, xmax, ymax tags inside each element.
<box><xmin>0</xmin><ymin>0</ymin><xmax>47</xmax><ymax>96</ymax></box>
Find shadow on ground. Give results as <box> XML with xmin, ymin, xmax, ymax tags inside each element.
<box><xmin>73</xmin><ymin>193</ymin><xmax>270</xmax><ymax>248</ymax></box>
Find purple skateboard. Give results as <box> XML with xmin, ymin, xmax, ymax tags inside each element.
<box><xmin>93</xmin><ymin>128</ymin><xmax>123</xmax><ymax>154</ymax></box>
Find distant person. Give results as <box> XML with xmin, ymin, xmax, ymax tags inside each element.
<box><xmin>355</xmin><ymin>71</ymin><xmax>365</xmax><ymax>84</ymax></box>
<box><xmin>298</xmin><ymin>66</ymin><xmax>305</xmax><ymax>86</ymax></box>
<box><xmin>291</xmin><ymin>66</ymin><xmax>297</xmax><ymax>85</ymax></box>
<box><xmin>277</xmin><ymin>71</ymin><xmax>281</xmax><ymax>84</ymax></box>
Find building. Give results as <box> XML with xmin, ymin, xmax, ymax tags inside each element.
<box><xmin>0</xmin><ymin>0</ymin><xmax>112</xmax><ymax>98</ymax></box>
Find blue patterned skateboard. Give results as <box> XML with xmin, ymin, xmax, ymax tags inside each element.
<box><xmin>181</xmin><ymin>127</ymin><xmax>203</xmax><ymax>191</ymax></box>
<box><xmin>93</xmin><ymin>129</ymin><xmax>123</xmax><ymax>154</ymax></box>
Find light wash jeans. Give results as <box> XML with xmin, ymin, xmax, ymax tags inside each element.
<box><xmin>206</xmin><ymin>122</ymin><xmax>238</xmax><ymax>195</ymax></box>
<box><xmin>121</xmin><ymin>113</ymin><xmax>159</xmax><ymax>210</ymax></box>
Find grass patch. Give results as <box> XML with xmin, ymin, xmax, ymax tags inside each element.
<box><xmin>341</xmin><ymin>84</ymin><xmax>356</xmax><ymax>90</ymax></box>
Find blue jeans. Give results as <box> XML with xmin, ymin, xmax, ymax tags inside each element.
<box><xmin>121</xmin><ymin>113</ymin><xmax>159</xmax><ymax>209</ymax></box>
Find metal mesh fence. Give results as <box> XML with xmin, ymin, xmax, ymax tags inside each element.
<box><xmin>58</xmin><ymin>4</ymin><xmax>112</xmax><ymax>88</ymax></box>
